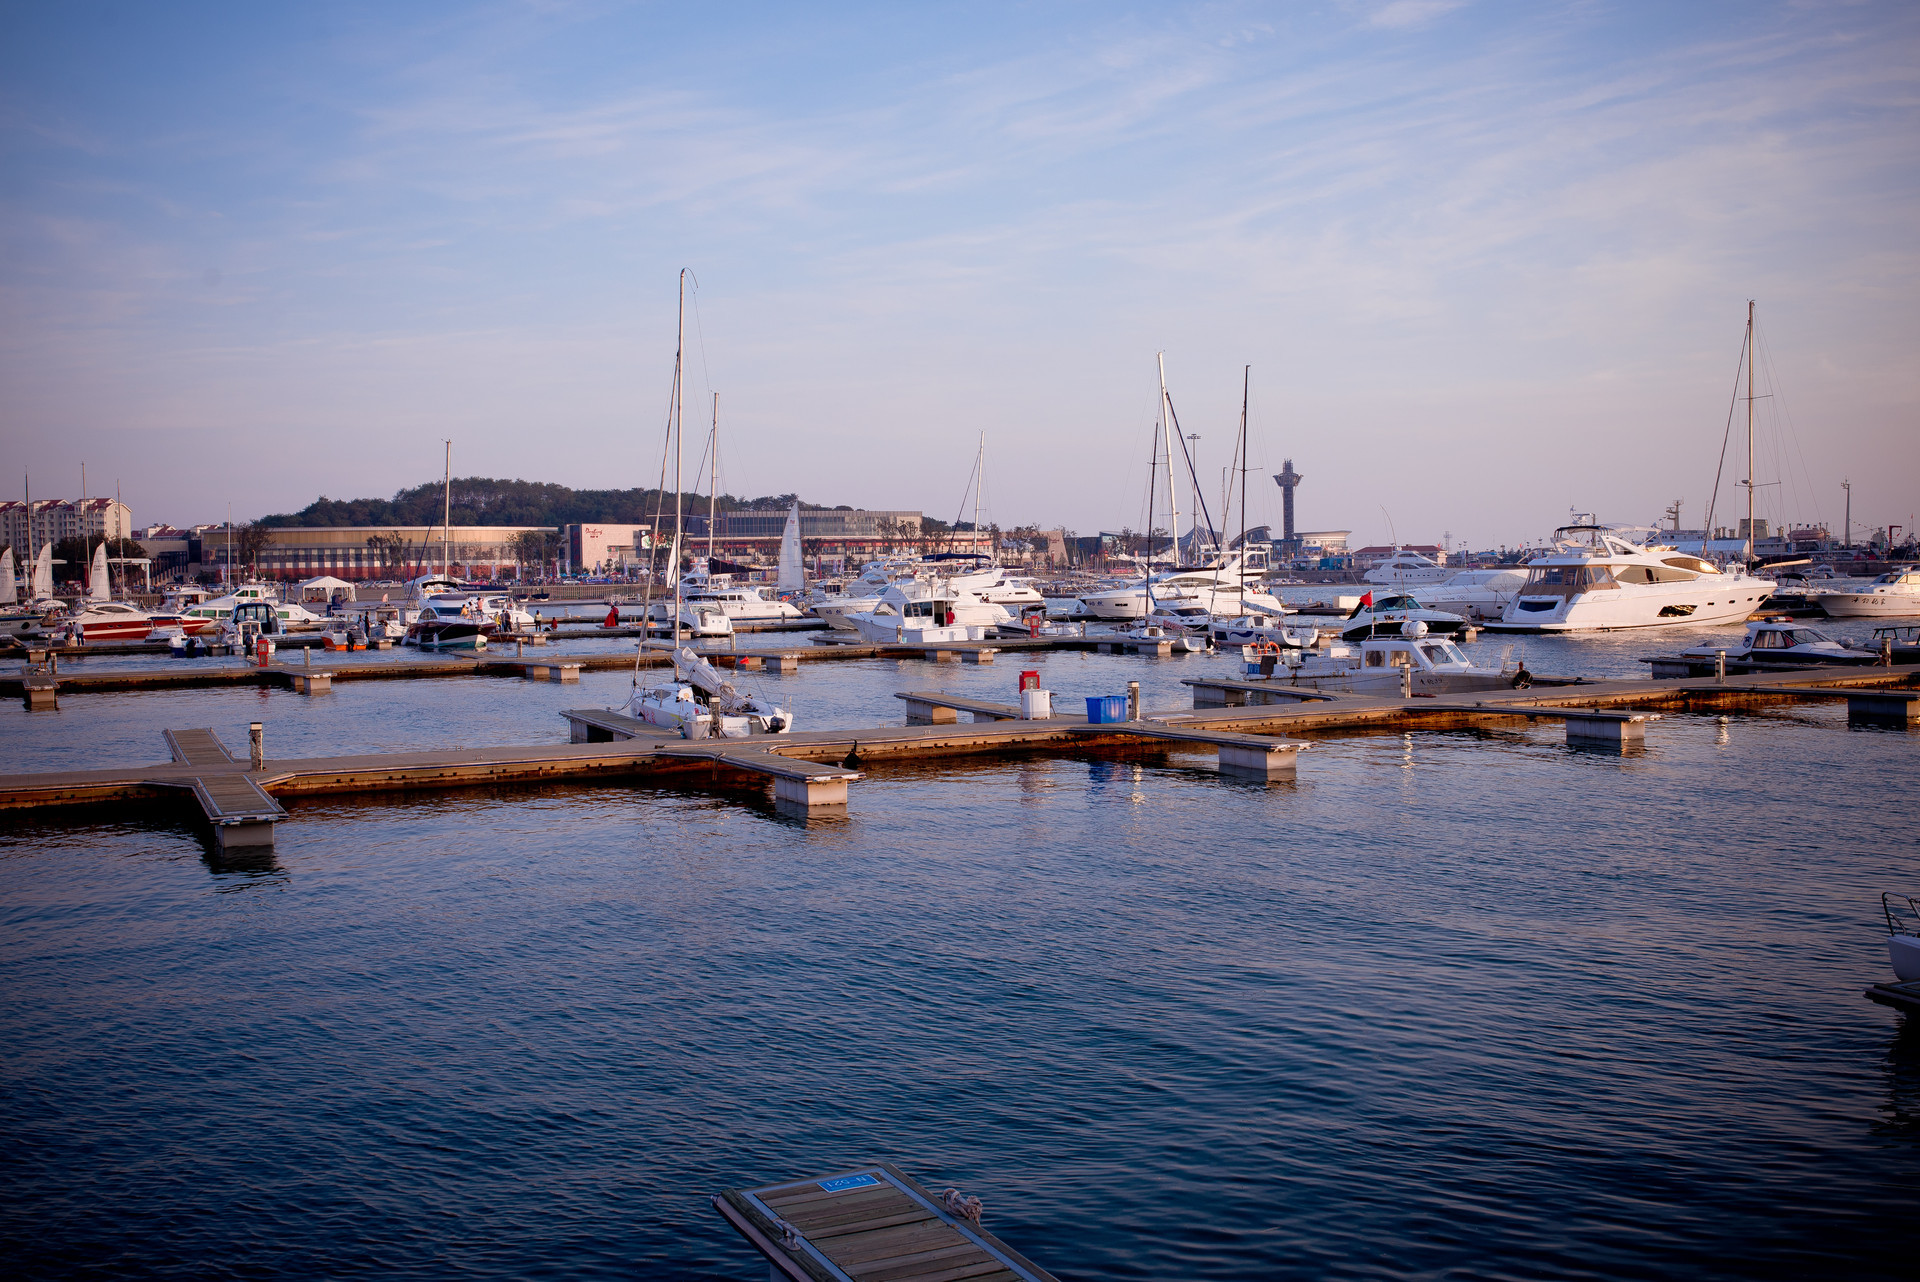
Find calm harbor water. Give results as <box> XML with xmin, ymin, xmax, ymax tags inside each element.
<box><xmin>2</xmin><ymin>623</ymin><xmax>1917</xmax><ymax>1278</ymax></box>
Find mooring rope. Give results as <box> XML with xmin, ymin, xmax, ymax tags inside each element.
<box><xmin>940</xmin><ymin>1187</ymin><xmax>984</xmax><ymax>1224</ymax></box>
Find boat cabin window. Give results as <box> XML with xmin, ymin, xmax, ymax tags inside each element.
<box><xmin>1419</xmin><ymin>641</ymin><xmax>1467</xmax><ymax>666</ymax></box>
<box><xmin>1751</xmin><ymin>630</ymin><xmax>1785</xmax><ymax>648</ymax></box>
<box><xmin>1524</xmin><ymin>565</ymin><xmax>1618</xmax><ymax>592</ymax></box>
<box><xmin>1615</xmin><ymin>564</ymin><xmax>1697</xmax><ymax>584</ymax></box>
<box><xmin>1660</xmin><ymin>556</ymin><xmax>1716</xmax><ymax>575</ymax></box>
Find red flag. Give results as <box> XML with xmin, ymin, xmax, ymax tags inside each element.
<box><xmin>1360</xmin><ymin>591</ymin><xmax>1373</xmax><ymax>608</ymax></box>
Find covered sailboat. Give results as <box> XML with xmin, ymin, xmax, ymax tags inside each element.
<box><xmin>626</xmin><ymin>646</ymin><xmax>792</xmax><ymax>738</ymax></box>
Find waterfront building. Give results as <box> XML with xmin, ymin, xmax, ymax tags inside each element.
<box><xmin>682</xmin><ymin>508</ymin><xmax>928</xmax><ymax>559</ymax></box>
<box><xmin>0</xmin><ymin>497</ymin><xmax>134</xmax><ymax>552</ymax></box>
<box><xmin>249</xmin><ymin>525</ymin><xmax>559</xmax><ymax>581</ymax></box>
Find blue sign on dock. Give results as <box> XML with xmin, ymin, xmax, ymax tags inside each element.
<box><xmin>818</xmin><ymin>1173</ymin><xmax>880</xmax><ymax>1193</ymax></box>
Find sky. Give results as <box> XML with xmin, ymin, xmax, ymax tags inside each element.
<box><xmin>2</xmin><ymin>0</ymin><xmax>1916</xmax><ymax>549</ymax></box>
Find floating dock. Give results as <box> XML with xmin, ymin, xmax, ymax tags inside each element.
<box><xmin>713</xmin><ymin>1162</ymin><xmax>1059</xmax><ymax>1282</ymax></box>
<box><xmin>0</xmin><ymin>665</ymin><xmax>1912</xmax><ymax>851</ymax></box>
<box><xmin>1865</xmin><ymin>979</ymin><xmax>1920</xmax><ymax>1014</ymax></box>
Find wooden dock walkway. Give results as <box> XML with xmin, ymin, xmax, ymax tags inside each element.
<box><xmin>713</xmin><ymin>1162</ymin><xmax>1058</xmax><ymax>1282</ymax></box>
<box><xmin>1</xmin><ymin>632</ymin><xmax>1166</xmax><ymax>702</ymax></box>
<box><xmin>0</xmin><ymin>664</ymin><xmax>1912</xmax><ymax>847</ymax></box>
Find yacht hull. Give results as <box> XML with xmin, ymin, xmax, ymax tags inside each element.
<box><xmin>1893</xmin><ymin>934</ymin><xmax>1920</xmax><ymax>983</ymax></box>
<box><xmin>1820</xmin><ymin>592</ymin><xmax>1920</xmax><ymax>619</ymax></box>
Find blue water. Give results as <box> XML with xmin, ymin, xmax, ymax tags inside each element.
<box><xmin>2</xmin><ymin>636</ymin><xmax>1917</xmax><ymax>1278</ymax></box>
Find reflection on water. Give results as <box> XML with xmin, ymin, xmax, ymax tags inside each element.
<box><xmin>1</xmin><ymin>628</ymin><xmax>1917</xmax><ymax>1279</ymax></box>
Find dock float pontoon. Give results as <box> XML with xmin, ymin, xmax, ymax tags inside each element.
<box><xmin>713</xmin><ymin>1162</ymin><xmax>1059</xmax><ymax>1282</ymax></box>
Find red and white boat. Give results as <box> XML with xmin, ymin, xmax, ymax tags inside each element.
<box><xmin>65</xmin><ymin>600</ymin><xmax>157</xmax><ymax>642</ymax></box>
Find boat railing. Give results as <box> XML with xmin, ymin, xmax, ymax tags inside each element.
<box><xmin>1883</xmin><ymin>893</ymin><xmax>1920</xmax><ymax>937</ymax></box>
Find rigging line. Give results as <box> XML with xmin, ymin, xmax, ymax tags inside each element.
<box><xmin>639</xmin><ymin>353</ymin><xmax>680</xmax><ymax>658</ymax></box>
<box><xmin>1703</xmin><ymin>321</ymin><xmax>1748</xmax><ymax>540</ymax></box>
<box><xmin>687</xmin><ymin>272</ymin><xmax>714</xmax><ymax>410</ymax></box>
<box><xmin>1163</xmin><ymin>392</ymin><xmax>1219</xmax><ymax>550</ymax></box>
<box><xmin>1753</xmin><ymin>318</ymin><xmax>1822</xmax><ymax>531</ymax></box>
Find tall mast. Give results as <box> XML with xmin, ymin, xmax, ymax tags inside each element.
<box><xmin>974</xmin><ymin>433</ymin><xmax>984</xmax><ymax>560</ymax></box>
<box><xmin>442</xmin><ymin>439</ymin><xmax>452</xmax><ymax>578</ymax></box>
<box><xmin>673</xmin><ymin>269</ymin><xmax>686</xmax><ymax>648</ymax></box>
<box><xmin>708</xmin><ymin>392</ymin><xmax>718</xmax><ymax>568</ymax></box>
<box><xmin>1744</xmin><ymin>299</ymin><xmax>1754</xmax><ymax>563</ymax></box>
<box><xmin>1238</xmin><ymin>365</ymin><xmax>1250</xmax><ymax>611</ymax></box>
<box><xmin>1157</xmin><ymin>352</ymin><xmax>1180</xmax><ymax>566</ymax></box>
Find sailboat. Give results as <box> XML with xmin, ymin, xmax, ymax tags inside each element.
<box><xmin>624</xmin><ymin>271</ymin><xmax>793</xmax><ymax>738</ymax></box>
<box><xmin>777</xmin><ymin>500</ymin><xmax>803</xmax><ymax>595</ymax></box>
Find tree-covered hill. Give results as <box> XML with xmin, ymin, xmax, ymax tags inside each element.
<box><xmin>257</xmin><ymin>478</ymin><xmax>819</xmax><ymax>528</ymax></box>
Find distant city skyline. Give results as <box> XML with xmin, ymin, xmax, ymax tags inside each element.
<box><xmin>3</xmin><ymin>2</ymin><xmax>1915</xmax><ymax>548</ymax></box>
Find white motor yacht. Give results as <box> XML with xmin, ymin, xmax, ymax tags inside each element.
<box><xmin>1417</xmin><ymin>567</ymin><xmax>1529</xmax><ymax>622</ymax></box>
<box><xmin>1211</xmin><ymin>615</ymin><xmax>1320</xmax><ymax>648</ymax></box>
<box><xmin>404</xmin><ymin>600</ymin><xmax>491</xmax><ymax>649</ymax></box>
<box><xmin>847</xmin><ymin>581</ymin><xmax>996</xmax><ymax>645</ymax></box>
<box><xmin>646</xmin><ymin>599</ymin><xmax>733</xmax><ymax>638</ymax></box>
<box><xmin>1487</xmin><ymin>525</ymin><xmax>1772</xmax><ymax>632</ymax></box>
<box><xmin>1363</xmin><ymin>550</ymin><xmax>1452</xmax><ymax>586</ymax></box>
<box><xmin>181</xmin><ymin>583</ymin><xmax>326</xmax><ymax>633</ymax></box>
<box><xmin>679</xmin><ymin>571</ymin><xmax>805</xmax><ymax>623</ymax></box>
<box><xmin>1820</xmin><ymin>567</ymin><xmax>1920</xmax><ymax>618</ymax></box>
<box><xmin>1075</xmin><ymin>549</ymin><xmax>1282</xmax><ymax>619</ymax></box>
<box><xmin>623</xmin><ymin>646</ymin><xmax>792</xmax><ymax>738</ymax></box>
<box><xmin>1340</xmin><ymin>593</ymin><xmax>1470</xmax><ymax>640</ymax></box>
<box><xmin>1259</xmin><ymin>625</ymin><xmax>1524</xmax><ymax>696</ymax></box>
<box><xmin>1116</xmin><ymin>619</ymin><xmax>1206</xmax><ymax>652</ymax></box>
<box><xmin>1678</xmin><ymin>620</ymin><xmax>1876</xmax><ymax>666</ymax></box>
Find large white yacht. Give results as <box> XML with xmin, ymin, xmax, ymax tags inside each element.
<box><xmin>1415</xmin><ymin>567</ymin><xmax>1529</xmax><ymax>622</ymax></box>
<box><xmin>846</xmin><ymin>581</ymin><xmax>1000</xmax><ymax>644</ymax></box>
<box><xmin>1363</xmin><ymin>550</ymin><xmax>1451</xmax><ymax>586</ymax></box>
<box><xmin>810</xmin><ymin>557</ymin><xmax>1039</xmax><ymax>629</ymax></box>
<box><xmin>1820</xmin><ymin>567</ymin><xmax>1920</xmax><ymax>618</ymax></box>
<box><xmin>1075</xmin><ymin>549</ymin><xmax>1283</xmax><ymax>619</ymax></box>
<box><xmin>1487</xmin><ymin>526</ymin><xmax>1772</xmax><ymax>633</ymax></box>
<box><xmin>676</xmin><ymin>571</ymin><xmax>805</xmax><ymax>623</ymax></box>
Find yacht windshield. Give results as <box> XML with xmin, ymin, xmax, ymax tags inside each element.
<box><xmin>1419</xmin><ymin>641</ymin><xmax>1467</xmax><ymax>666</ymax></box>
<box><xmin>1524</xmin><ymin>565</ymin><xmax>1618</xmax><ymax>594</ymax></box>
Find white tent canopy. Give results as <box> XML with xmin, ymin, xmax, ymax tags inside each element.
<box><xmin>298</xmin><ymin>575</ymin><xmax>357</xmax><ymax>600</ymax></box>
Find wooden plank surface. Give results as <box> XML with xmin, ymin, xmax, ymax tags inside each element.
<box><xmin>191</xmin><ymin>773</ymin><xmax>285</xmax><ymax>822</ymax></box>
<box><xmin>165</xmin><ymin>727</ymin><xmax>235</xmax><ymax>766</ymax></box>
<box><xmin>724</xmin><ymin>1164</ymin><xmax>1058</xmax><ymax>1282</ymax></box>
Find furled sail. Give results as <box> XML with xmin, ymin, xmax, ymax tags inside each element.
<box><xmin>0</xmin><ymin>546</ymin><xmax>15</xmax><ymax>606</ymax></box>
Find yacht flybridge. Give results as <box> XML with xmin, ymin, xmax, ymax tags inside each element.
<box><xmin>1487</xmin><ymin>525</ymin><xmax>1771</xmax><ymax>633</ymax></box>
